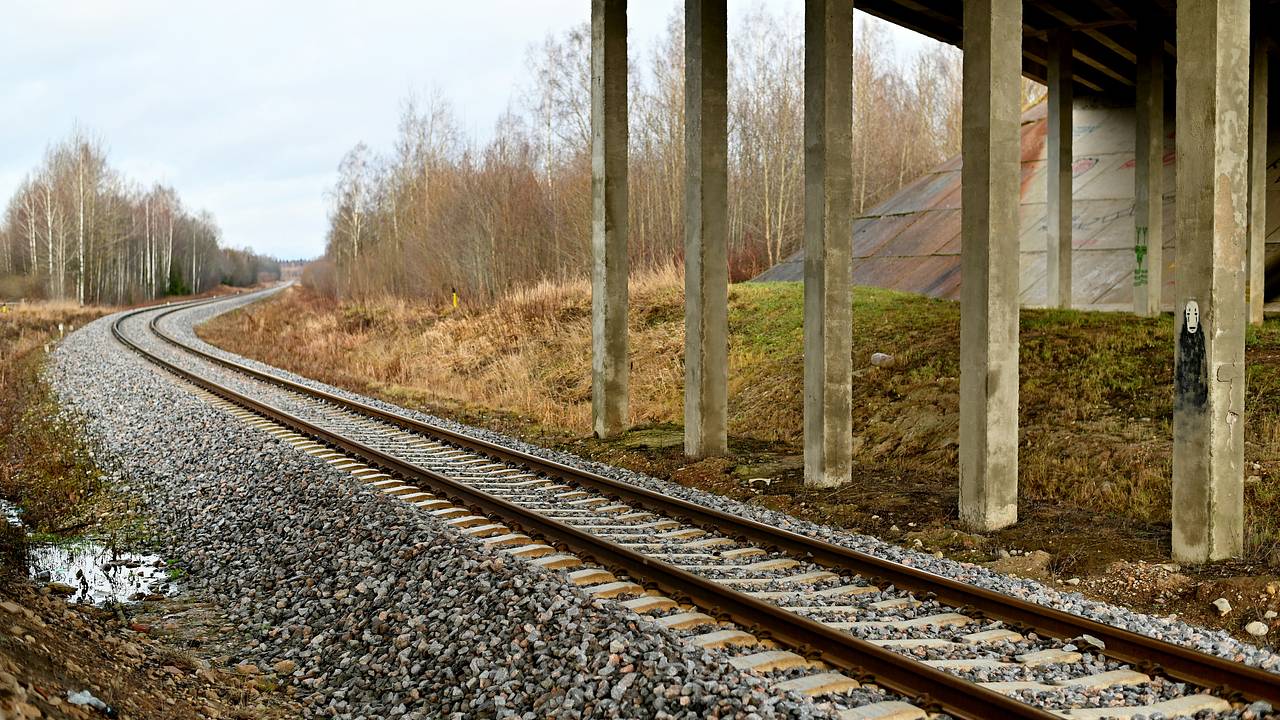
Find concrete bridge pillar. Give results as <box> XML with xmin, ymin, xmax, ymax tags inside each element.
<box><xmin>591</xmin><ymin>0</ymin><xmax>629</xmax><ymax>439</ymax></box>
<box><xmin>684</xmin><ymin>0</ymin><xmax>729</xmax><ymax>459</ymax></box>
<box><xmin>802</xmin><ymin>0</ymin><xmax>854</xmax><ymax>488</ymax></box>
<box><xmin>959</xmin><ymin>0</ymin><xmax>1022</xmax><ymax>532</ymax></box>
<box><xmin>1173</xmin><ymin>0</ymin><xmax>1250</xmax><ymax>563</ymax></box>
<box><xmin>1046</xmin><ymin>29</ymin><xmax>1073</xmax><ymax>309</ymax></box>
<box><xmin>1248</xmin><ymin>34</ymin><xmax>1269</xmax><ymax>326</ymax></box>
<box><xmin>1134</xmin><ymin>21</ymin><xmax>1165</xmax><ymax>317</ymax></box>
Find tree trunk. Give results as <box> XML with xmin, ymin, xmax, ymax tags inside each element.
<box><xmin>77</xmin><ymin>158</ymin><xmax>85</xmax><ymax>304</ymax></box>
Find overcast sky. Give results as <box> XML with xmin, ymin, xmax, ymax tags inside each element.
<box><xmin>0</xmin><ymin>2</ymin><xmax>933</xmax><ymax>260</ymax></box>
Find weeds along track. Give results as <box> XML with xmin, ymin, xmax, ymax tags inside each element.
<box><xmin>112</xmin><ymin>290</ymin><xmax>1280</xmax><ymax>720</ymax></box>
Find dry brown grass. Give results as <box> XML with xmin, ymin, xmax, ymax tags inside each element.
<box><xmin>203</xmin><ymin>266</ymin><xmax>687</xmax><ymax>435</ymax></box>
<box><xmin>0</xmin><ymin>300</ymin><xmax>103</xmax><ymax>349</ymax></box>
<box><xmin>0</xmin><ymin>302</ymin><xmax>108</xmax><ymax>398</ymax></box>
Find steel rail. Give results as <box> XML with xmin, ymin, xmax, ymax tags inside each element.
<box><xmin>111</xmin><ymin>300</ymin><xmax>1063</xmax><ymax>720</ymax></box>
<box><xmin>142</xmin><ymin>291</ymin><xmax>1280</xmax><ymax>708</ymax></box>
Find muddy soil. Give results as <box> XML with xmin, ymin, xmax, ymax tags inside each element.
<box><xmin>0</xmin><ymin>582</ymin><xmax>300</xmax><ymax>720</ymax></box>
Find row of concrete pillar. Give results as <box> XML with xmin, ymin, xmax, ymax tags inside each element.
<box><xmin>590</xmin><ymin>0</ymin><xmax>1271</xmax><ymax>563</ymax></box>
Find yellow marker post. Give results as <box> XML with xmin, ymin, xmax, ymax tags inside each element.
<box><xmin>452</xmin><ymin>289</ymin><xmax>458</xmax><ymax>309</ymax></box>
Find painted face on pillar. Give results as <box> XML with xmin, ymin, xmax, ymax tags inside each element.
<box><xmin>1176</xmin><ymin>301</ymin><xmax>1207</xmax><ymax>412</ymax></box>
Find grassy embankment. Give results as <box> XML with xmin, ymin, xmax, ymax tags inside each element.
<box><xmin>199</xmin><ymin>272</ymin><xmax>1280</xmax><ymax>572</ymax></box>
<box><xmin>0</xmin><ymin>302</ymin><xmax>112</xmax><ymax>575</ymax></box>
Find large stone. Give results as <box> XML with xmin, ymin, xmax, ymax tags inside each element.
<box><xmin>988</xmin><ymin>550</ymin><xmax>1052</xmax><ymax>578</ymax></box>
<box><xmin>45</xmin><ymin>582</ymin><xmax>76</xmax><ymax>596</ymax></box>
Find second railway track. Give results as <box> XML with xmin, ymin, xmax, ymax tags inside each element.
<box><xmin>112</xmin><ymin>289</ymin><xmax>1280</xmax><ymax>720</ymax></box>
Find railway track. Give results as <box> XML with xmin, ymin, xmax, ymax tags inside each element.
<box><xmin>111</xmin><ymin>290</ymin><xmax>1280</xmax><ymax>720</ymax></box>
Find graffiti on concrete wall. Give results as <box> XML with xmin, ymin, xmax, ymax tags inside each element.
<box><xmin>1134</xmin><ymin>226</ymin><xmax>1150</xmax><ymax>287</ymax></box>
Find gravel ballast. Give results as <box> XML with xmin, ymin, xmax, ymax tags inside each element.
<box><xmin>50</xmin><ymin>304</ymin><xmax>833</xmax><ymax>720</ymax></box>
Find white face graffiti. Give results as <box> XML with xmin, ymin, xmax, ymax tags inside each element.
<box><xmin>1185</xmin><ymin>300</ymin><xmax>1200</xmax><ymax>335</ymax></box>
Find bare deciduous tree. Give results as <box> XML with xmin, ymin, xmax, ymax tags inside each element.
<box><xmin>0</xmin><ymin>130</ymin><xmax>279</xmax><ymax>303</ymax></box>
<box><xmin>321</xmin><ymin>9</ymin><xmax>964</xmax><ymax>303</ymax></box>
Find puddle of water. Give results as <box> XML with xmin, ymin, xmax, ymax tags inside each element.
<box><xmin>1</xmin><ymin>500</ymin><xmax>20</xmax><ymax>527</ymax></box>
<box><xmin>28</xmin><ymin>542</ymin><xmax>173</xmax><ymax>606</ymax></box>
<box><xmin>2</xmin><ymin>498</ymin><xmax>175</xmax><ymax>605</ymax></box>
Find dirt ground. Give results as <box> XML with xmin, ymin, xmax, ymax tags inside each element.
<box><xmin>1</xmin><ymin>286</ymin><xmax>300</xmax><ymax>720</ymax></box>
<box><xmin>0</xmin><ymin>582</ymin><xmax>299</xmax><ymax>719</ymax></box>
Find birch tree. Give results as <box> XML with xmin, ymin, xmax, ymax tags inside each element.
<box><xmin>0</xmin><ymin>130</ymin><xmax>278</xmax><ymax>303</ymax></box>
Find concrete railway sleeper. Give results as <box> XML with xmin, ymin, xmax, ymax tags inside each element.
<box><xmin>110</xmin><ymin>291</ymin><xmax>1279</xmax><ymax>719</ymax></box>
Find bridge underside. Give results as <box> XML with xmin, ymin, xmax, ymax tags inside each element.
<box><xmin>855</xmin><ymin>0</ymin><xmax>1278</xmax><ymax>98</ymax></box>
<box><xmin>591</xmin><ymin>0</ymin><xmax>1275</xmax><ymax>564</ymax></box>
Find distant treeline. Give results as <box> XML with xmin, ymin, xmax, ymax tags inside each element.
<box><xmin>319</xmin><ymin>10</ymin><xmax>966</xmax><ymax>305</ymax></box>
<box><xmin>0</xmin><ymin>130</ymin><xmax>279</xmax><ymax>304</ymax></box>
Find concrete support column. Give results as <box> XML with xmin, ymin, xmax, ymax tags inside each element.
<box><xmin>684</xmin><ymin>0</ymin><xmax>729</xmax><ymax>458</ymax></box>
<box><xmin>1173</xmin><ymin>0</ymin><xmax>1250</xmax><ymax>563</ymax></box>
<box><xmin>1134</xmin><ymin>23</ymin><xmax>1165</xmax><ymax>317</ymax></box>
<box><xmin>802</xmin><ymin>0</ymin><xmax>854</xmax><ymax>488</ymax></box>
<box><xmin>1247</xmin><ymin>37</ymin><xmax>1269</xmax><ymax>326</ymax></box>
<box><xmin>591</xmin><ymin>0</ymin><xmax>629</xmax><ymax>439</ymax></box>
<box><xmin>959</xmin><ymin>0</ymin><xmax>1022</xmax><ymax>532</ymax></box>
<box><xmin>1046</xmin><ymin>29</ymin><xmax>1073</xmax><ymax>309</ymax></box>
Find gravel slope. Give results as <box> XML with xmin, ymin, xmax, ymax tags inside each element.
<box><xmin>49</xmin><ymin>303</ymin><xmax>834</xmax><ymax>720</ymax></box>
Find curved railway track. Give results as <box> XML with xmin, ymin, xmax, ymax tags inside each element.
<box><xmin>110</xmin><ymin>289</ymin><xmax>1280</xmax><ymax>720</ymax></box>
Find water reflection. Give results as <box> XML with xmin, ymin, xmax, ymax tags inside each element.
<box><xmin>28</xmin><ymin>542</ymin><xmax>172</xmax><ymax>605</ymax></box>
<box><xmin>2</xmin><ymin>499</ymin><xmax>174</xmax><ymax>605</ymax></box>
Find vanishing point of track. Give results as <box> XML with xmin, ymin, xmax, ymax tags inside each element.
<box><xmin>112</xmin><ymin>291</ymin><xmax>1280</xmax><ymax>720</ymax></box>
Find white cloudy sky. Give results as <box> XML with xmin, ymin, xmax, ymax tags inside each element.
<box><xmin>0</xmin><ymin>2</ymin><xmax>932</xmax><ymax>260</ymax></box>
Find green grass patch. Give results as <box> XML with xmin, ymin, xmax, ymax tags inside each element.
<box><xmin>731</xmin><ymin>282</ymin><xmax>1280</xmax><ymax>558</ymax></box>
